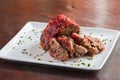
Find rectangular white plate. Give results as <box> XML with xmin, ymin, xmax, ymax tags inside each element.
<box><xmin>0</xmin><ymin>22</ymin><xmax>119</xmax><ymax>70</ymax></box>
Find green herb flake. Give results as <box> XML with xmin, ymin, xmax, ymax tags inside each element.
<box><xmin>32</xmin><ymin>29</ymin><xmax>35</xmax><ymax>32</ymax></box>
<box><xmin>38</xmin><ymin>58</ymin><xmax>41</xmax><ymax>61</ymax></box>
<box><xmin>34</xmin><ymin>56</ymin><xmax>36</xmax><ymax>58</ymax></box>
<box><xmin>28</xmin><ymin>36</ymin><xmax>31</xmax><ymax>39</ymax></box>
<box><xmin>109</xmin><ymin>40</ymin><xmax>112</xmax><ymax>42</ymax></box>
<box><xmin>34</xmin><ymin>32</ymin><xmax>38</xmax><ymax>34</ymax></box>
<box><xmin>29</xmin><ymin>54</ymin><xmax>32</xmax><ymax>56</ymax></box>
<box><xmin>75</xmin><ymin>64</ymin><xmax>77</xmax><ymax>66</ymax></box>
<box><xmin>21</xmin><ymin>52</ymin><xmax>25</xmax><ymax>54</ymax></box>
<box><xmin>18</xmin><ymin>42</ymin><xmax>20</xmax><ymax>45</ymax></box>
<box><xmin>35</xmin><ymin>41</ymin><xmax>37</xmax><ymax>43</ymax></box>
<box><xmin>36</xmin><ymin>55</ymin><xmax>39</xmax><ymax>57</ymax></box>
<box><xmin>88</xmin><ymin>64</ymin><xmax>90</xmax><ymax>67</ymax></box>
<box><xmin>20</xmin><ymin>36</ymin><xmax>22</xmax><ymax>38</ymax></box>
<box><xmin>21</xmin><ymin>52</ymin><xmax>28</xmax><ymax>54</ymax></box>
<box><xmin>23</xmin><ymin>49</ymin><xmax>27</xmax><ymax>51</ymax></box>
<box><xmin>102</xmin><ymin>39</ymin><xmax>104</xmax><ymax>42</ymax></box>
<box><xmin>77</xmin><ymin>64</ymin><xmax>80</xmax><ymax>66</ymax></box>
<box><xmin>70</xmin><ymin>64</ymin><xmax>73</xmax><ymax>65</ymax></box>
<box><xmin>100</xmin><ymin>35</ymin><xmax>103</xmax><ymax>37</ymax></box>
<box><xmin>19</xmin><ymin>40</ymin><xmax>21</xmax><ymax>42</ymax></box>
<box><xmin>12</xmin><ymin>47</ymin><xmax>15</xmax><ymax>49</ymax></box>
<box><xmin>87</xmin><ymin>57</ymin><xmax>93</xmax><ymax>60</ymax></box>
<box><xmin>104</xmin><ymin>43</ymin><xmax>106</xmax><ymax>45</ymax></box>
<box><xmin>105</xmin><ymin>39</ymin><xmax>108</xmax><ymax>41</ymax></box>
<box><xmin>34</xmin><ymin>34</ymin><xmax>37</xmax><ymax>35</ymax></box>
<box><xmin>90</xmin><ymin>32</ymin><xmax>92</xmax><ymax>35</ymax></box>
<box><xmin>78</xmin><ymin>59</ymin><xmax>82</xmax><ymax>62</ymax></box>
<box><xmin>48</xmin><ymin>61</ymin><xmax>53</xmax><ymax>62</ymax></box>
<box><xmin>102</xmin><ymin>38</ymin><xmax>108</xmax><ymax>42</ymax></box>
<box><xmin>81</xmin><ymin>62</ymin><xmax>86</xmax><ymax>66</ymax></box>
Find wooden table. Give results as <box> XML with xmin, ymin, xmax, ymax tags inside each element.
<box><xmin>0</xmin><ymin>0</ymin><xmax>120</xmax><ymax>80</ymax></box>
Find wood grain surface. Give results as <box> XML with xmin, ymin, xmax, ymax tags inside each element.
<box><xmin>0</xmin><ymin>0</ymin><xmax>120</xmax><ymax>80</ymax></box>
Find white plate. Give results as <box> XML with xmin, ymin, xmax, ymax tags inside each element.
<box><xmin>0</xmin><ymin>22</ymin><xmax>119</xmax><ymax>70</ymax></box>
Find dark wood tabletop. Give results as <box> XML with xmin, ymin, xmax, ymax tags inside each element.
<box><xmin>0</xmin><ymin>0</ymin><xmax>120</xmax><ymax>80</ymax></box>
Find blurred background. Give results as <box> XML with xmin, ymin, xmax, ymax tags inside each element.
<box><xmin>0</xmin><ymin>0</ymin><xmax>120</xmax><ymax>28</ymax></box>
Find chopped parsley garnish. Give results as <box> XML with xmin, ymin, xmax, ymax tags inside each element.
<box><xmin>109</xmin><ymin>40</ymin><xmax>112</xmax><ymax>42</ymax></box>
<box><xmin>28</xmin><ymin>36</ymin><xmax>31</xmax><ymax>39</ymax></box>
<box><xmin>20</xmin><ymin>36</ymin><xmax>24</xmax><ymax>38</ymax></box>
<box><xmin>48</xmin><ymin>61</ymin><xmax>53</xmax><ymax>62</ymax></box>
<box><xmin>90</xmin><ymin>32</ymin><xmax>92</xmax><ymax>35</ymax></box>
<box><xmin>38</xmin><ymin>58</ymin><xmax>41</xmax><ymax>60</ymax></box>
<box><xmin>87</xmin><ymin>57</ymin><xmax>93</xmax><ymax>60</ymax></box>
<box><xmin>35</xmin><ymin>41</ymin><xmax>37</xmax><ymax>43</ymax></box>
<box><xmin>81</xmin><ymin>62</ymin><xmax>86</xmax><ymax>66</ymax></box>
<box><xmin>104</xmin><ymin>43</ymin><xmax>106</xmax><ymax>45</ymax></box>
<box><xmin>70</xmin><ymin>64</ymin><xmax>73</xmax><ymax>65</ymax></box>
<box><xmin>29</xmin><ymin>54</ymin><xmax>32</xmax><ymax>56</ymax></box>
<box><xmin>21</xmin><ymin>52</ymin><xmax>28</xmax><ymax>54</ymax></box>
<box><xmin>22</xmin><ymin>49</ymin><xmax>27</xmax><ymax>51</ymax></box>
<box><xmin>102</xmin><ymin>39</ymin><xmax>108</xmax><ymax>42</ymax></box>
<box><xmin>18</xmin><ymin>42</ymin><xmax>20</xmax><ymax>45</ymax></box>
<box><xmin>88</xmin><ymin>63</ymin><xmax>90</xmax><ymax>67</ymax></box>
<box><xmin>12</xmin><ymin>47</ymin><xmax>15</xmax><ymax>49</ymax></box>
<box><xmin>34</xmin><ymin>56</ymin><xmax>36</xmax><ymax>58</ymax></box>
<box><xmin>75</xmin><ymin>64</ymin><xmax>80</xmax><ymax>66</ymax></box>
<box><xmin>32</xmin><ymin>29</ymin><xmax>35</xmax><ymax>32</ymax></box>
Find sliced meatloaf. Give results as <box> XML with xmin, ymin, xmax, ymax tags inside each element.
<box><xmin>71</xmin><ymin>33</ymin><xmax>105</xmax><ymax>56</ymax></box>
<box><xmin>74</xmin><ymin>44</ymin><xmax>88</xmax><ymax>57</ymax></box>
<box><xmin>40</xmin><ymin>14</ymin><xmax>105</xmax><ymax>61</ymax></box>
<box><xmin>57</xmin><ymin>36</ymin><xmax>75</xmax><ymax>57</ymax></box>
<box><xmin>57</xmin><ymin>36</ymin><xmax>88</xmax><ymax>58</ymax></box>
<box><xmin>49</xmin><ymin>38</ymin><xmax>68</xmax><ymax>60</ymax></box>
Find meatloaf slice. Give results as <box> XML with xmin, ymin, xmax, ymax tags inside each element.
<box><xmin>40</xmin><ymin>14</ymin><xmax>80</xmax><ymax>50</ymax></box>
<box><xmin>49</xmin><ymin>38</ymin><xmax>68</xmax><ymax>61</ymax></box>
<box><xmin>57</xmin><ymin>36</ymin><xmax>75</xmax><ymax>57</ymax></box>
<box><xmin>57</xmin><ymin>36</ymin><xmax>88</xmax><ymax>57</ymax></box>
<box><xmin>71</xmin><ymin>33</ymin><xmax>105</xmax><ymax>56</ymax></box>
<box><xmin>74</xmin><ymin>44</ymin><xmax>88</xmax><ymax>57</ymax></box>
